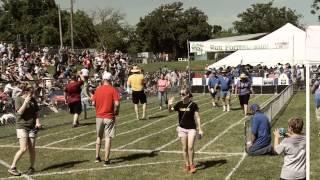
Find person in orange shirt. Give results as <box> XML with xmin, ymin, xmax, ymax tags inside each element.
<box><xmin>91</xmin><ymin>72</ymin><xmax>120</xmax><ymax>166</ymax></box>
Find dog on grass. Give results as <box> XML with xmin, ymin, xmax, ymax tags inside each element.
<box><xmin>0</xmin><ymin>113</ymin><xmax>16</xmax><ymax>125</ymax></box>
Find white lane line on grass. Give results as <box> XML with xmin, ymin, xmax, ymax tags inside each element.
<box><xmin>0</xmin><ymin>145</ymin><xmax>243</xmax><ymax>156</ymax></box>
<box><xmin>115</xmin><ymin>101</ymin><xmax>230</xmax><ymax>150</ymax></box>
<box><xmin>117</xmin><ymin>94</ymin><xmax>205</xmax><ymax>121</ymax></box>
<box><xmin>197</xmin><ymin>116</ymin><xmax>247</xmax><ymax>152</ymax></box>
<box><xmin>198</xmin><ymin>95</ymin><xmax>274</xmax><ymax>152</ymax></box>
<box><xmin>80</xmin><ymin>97</ymin><xmax>215</xmax><ymax>148</ymax></box>
<box><xmin>42</xmin><ymin>131</ymin><xmax>95</xmax><ymax>147</ymax></box>
<box><xmin>153</xmin><ymin>95</ymin><xmax>262</xmax><ymax>151</ymax></box>
<box><xmin>2</xmin><ymin>156</ymin><xmax>234</xmax><ymax>178</ymax></box>
<box><xmin>42</xmin><ymin>95</ymin><xmax>208</xmax><ymax>148</ymax></box>
<box><xmin>116</xmin><ymin>94</ymin><xmax>207</xmax><ymax>126</ymax></box>
<box><xmin>115</xmin><ymin>123</ymin><xmax>178</xmax><ymax>149</ymax></box>
<box><xmin>225</xmin><ymin>152</ymin><xmax>247</xmax><ymax>180</ymax></box>
<box><xmin>0</xmin><ymin>159</ymin><xmax>34</xmax><ymax>180</ymax></box>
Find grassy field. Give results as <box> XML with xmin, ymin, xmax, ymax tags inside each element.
<box><xmin>0</xmin><ymin>91</ymin><xmax>305</xmax><ymax>180</ymax></box>
<box><xmin>310</xmin><ymin>93</ymin><xmax>319</xmax><ymax>179</ymax></box>
<box><xmin>139</xmin><ymin>60</ymin><xmax>216</xmax><ymax>73</ymax></box>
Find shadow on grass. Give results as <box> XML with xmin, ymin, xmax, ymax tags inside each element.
<box><xmin>148</xmin><ymin>115</ymin><xmax>168</xmax><ymax>120</ymax></box>
<box><xmin>231</xmin><ymin>107</ymin><xmax>242</xmax><ymax>111</ymax></box>
<box><xmin>111</xmin><ymin>151</ymin><xmax>159</xmax><ymax>164</ymax></box>
<box><xmin>80</xmin><ymin>122</ymin><xmax>96</xmax><ymax>126</ymax></box>
<box><xmin>196</xmin><ymin>159</ymin><xmax>227</xmax><ymax>170</ymax></box>
<box><xmin>40</xmin><ymin>160</ymin><xmax>89</xmax><ymax>171</ymax></box>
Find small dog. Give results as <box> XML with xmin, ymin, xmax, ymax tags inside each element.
<box><xmin>0</xmin><ymin>113</ymin><xmax>16</xmax><ymax>125</ymax></box>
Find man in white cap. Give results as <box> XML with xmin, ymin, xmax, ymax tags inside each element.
<box><xmin>91</xmin><ymin>72</ymin><xmax>120</xmax><ymax>166</ymax></box>
<box><xmin>127</xmin><ymin>66</ymin><xmax>147</xmax><ymax>120</ymax></box>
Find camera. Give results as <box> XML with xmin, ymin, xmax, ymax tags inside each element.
<box><xmin>279</xmin><ymin>128</ymin><xmax>286</xmax><ymax>137</ymax></box>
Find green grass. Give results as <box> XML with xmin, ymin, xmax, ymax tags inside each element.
<box><xmin>0</xmin><ymin>91</ymin><xmax>305</xmax><ymax>179</ymax></box>
<box><xmin>139</xmin><ymin>60</ymin><xmax>215</xmax><ymax>73</ymax></box>
<box><xmin>310</xmin><ymin>93</ymin><xmax>320</xmax><ymax>179</ymax></box>
<box><xmin>47</xmin><ymin>60</ymin><xmax>214</xmax><ymax>76</ymax></box>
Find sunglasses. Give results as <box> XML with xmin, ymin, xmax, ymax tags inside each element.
<box><xmin>180</xmin><ymin>93</ymin><xmax>186</xmax><ymax>96</ymax></box>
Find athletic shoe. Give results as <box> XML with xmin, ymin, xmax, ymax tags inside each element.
<box><xmin>8</xmin><ymin>167</ymin><xmax>21</xmax><ymax>176</ymax></box>
<box><xmin>95</xmin><ymin>157</ymin><xmax>101</xmax><ymax>163</ymax></box>
<box><xmin>184</xmin><ymin>165</ymin><xmax>190</xmax><ymax>172</ymax></box>
<box><xmin>25</xmin><ymin>167</ymin><xmax>35</xmax><ymax>175</ymax></box>
<box><xmin>189</xmin><ymin>164</ymin><xmax>197</xmax><ymax>173</ymax></box>
<box><xmin>103</xmin><ymin>160</ymin><xmax>111</xmax><ymax>166</ymax></box>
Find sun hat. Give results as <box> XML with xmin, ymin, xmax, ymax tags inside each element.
<box><xmin>131</xmin><ymin>66</ymin><xmax>141</xmax><ymax>73</ymax></box>
<box><xmin>240</xmin><ymin>73</ymin><xmax>248</xmax><ymax>79</ymax></box>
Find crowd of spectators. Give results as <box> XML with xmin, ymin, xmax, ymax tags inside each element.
<box><xmin>0</xmin><ymin>42</ymin><xmax>193</xmax><ymax>120</ymax></box>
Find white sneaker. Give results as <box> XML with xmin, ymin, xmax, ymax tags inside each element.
<box><xmin>227</xmin><ymin>105</ymin><xmax>230</xmax><ymax>112</ymax></box>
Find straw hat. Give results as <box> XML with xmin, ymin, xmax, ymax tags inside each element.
<box><xmin>240</xmin><ymin>73</ymin><xmax>248</xmax><ymax>79</ymax></box>
<box><xmin>131</xmin><ymin>66</ymin><xmax>141</xmax><ymax>73</ymax></box>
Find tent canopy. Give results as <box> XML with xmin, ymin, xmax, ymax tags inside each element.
<box><xmin>206</xmin><ymin>23</ymin><xmax>307</xmax><ymax>69</ymax></box>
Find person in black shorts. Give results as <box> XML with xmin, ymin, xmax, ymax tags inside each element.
<box><xmin>127</xmin><ymin>66</ymin><xmax>147</xmax><ymax>120</ymax></box>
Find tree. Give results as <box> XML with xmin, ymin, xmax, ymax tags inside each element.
<box><xmin>233</xmin><ymin>2</ymin><xmax>301</xmax><ymax>34</ymax></box>
<box><xmin>0</xmin><ymin>0</ymin><xmax>60</xmax><ymax>45</ymax></box>
<box><xmin>91</xmin><ymin>7</ymin><xmax>134</xmax><ymax>52</ymax></box>
<box><xmin>311</xmin><ymin>0</ymin><xmax>320</xmax><ymax>21</ymax></box>
<box><xmin>63</xmin><ymin>10</ymin><xmax>97</xmax><ymax>48</ymax></box>
<box><xmin>136</xmin><ymin>2</ymin><xmax>212</xmax><ymax>60</ymax></box>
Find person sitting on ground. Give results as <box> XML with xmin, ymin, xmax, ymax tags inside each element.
<box><xmin>273</xmin><ymin>117</ymin><xmax>306</xmax><ymax>180</ymax></box>
<box><xmin>246</xmin><ymin>104</ymin><xmax>273</xmax><ymax>156</ymax></box>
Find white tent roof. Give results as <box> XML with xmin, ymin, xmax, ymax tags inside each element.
<box><xmin>206</xmin><ymin>33</ymin><xmax>267</xmax><ymax>42</ymax></box>
<box><xmin>208</xmin><ymin>23</ymin><xmax>306</xmax><ymax>69</ymax></box>
<box><xmin>306</xmin><ymin>25</ymin><xmax>320</xmax><ymax>64</ymax></box>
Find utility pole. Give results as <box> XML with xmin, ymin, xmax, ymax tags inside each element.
<box><xmin>70</xmin><ymin>0</ymin><xmax>74</xmax><ymax>52</ymax></box>
<box><xmin>58</xmin><ymin>4</ymin><xmax>63</xmax><ymax>49</ymax></box>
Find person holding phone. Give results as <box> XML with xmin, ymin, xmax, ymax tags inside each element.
<box><xmin>8</xmin><ymin>85</ymin><xmax>41</xmax><ymax>176</ymax></box>
<box><xmin>273</xmin><ymin>117</ymin><xmax>306</xmax><ymax>180</ymax></box>
<box><xmin>168</xmin><ymin>89</ymin><xmax>203</xmax><ymax>173</ymax></box>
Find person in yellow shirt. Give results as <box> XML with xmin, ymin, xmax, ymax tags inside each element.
<box><xmin>127</xmin><ymin>66</ymin><xmax>147</xmax><ymax>120</ymax></box>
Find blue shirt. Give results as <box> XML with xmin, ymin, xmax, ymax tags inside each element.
<box><xmin>251</xmin><ymin>112</ymin><xmax>271</xmax><ymax>151</ymax></box>
<box><xmin>219</xmin><ymin>76</ymin><xmax>231</xmax><ymax>91</ymax></box>
<box><xmin>208</xmin><ymin>76</ymin><xmax>220</xmax><ymax>88</ymax></box>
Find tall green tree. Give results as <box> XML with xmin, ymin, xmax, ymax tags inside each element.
<box><xmin>0</xmin><ymin>0</ymin><xmax>96</xmax><ymax>48</ymax></box>
<box><xmin>233</xmin><ymin>2</ymin><xmax>301</xmax><ymax>34</ymax></box>
<box><xmin>311</xmin><ymin>0</ymin><xmax>320</xmax><ymax>21</ymax></box>
<box><xmin>136</xmin><ymin>2</ymin><xmax>212</xmax><ymax>59</ymax></box>
<box><xmin>91</xmin><ymin>7</ymin><xmax>135</xmax><ymax>52</ymax></box>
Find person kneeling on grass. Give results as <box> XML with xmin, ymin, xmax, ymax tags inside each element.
<box><xmin>246</xmin><ymin>104</ymin><xmax>273</xmax><ymax>156</ymax></box>
<box><xmin>168</xmin><ymin>89</ymin><xmax>203</xmax><ymax>173</ymax></box>
<box><xmin>273</xmin><ymin>117</ymin><xmax>306</xmax><ymax>180</ymax></box>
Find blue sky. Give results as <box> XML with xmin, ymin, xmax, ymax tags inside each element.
<box><xmin>55</xmin><ymin>0</ymin><xmax>319</xmax><ymax>29</ymax></box>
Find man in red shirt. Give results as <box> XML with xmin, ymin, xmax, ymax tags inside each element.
<box><xmin>64</xmin><ymin>72</ymin><xmax>85</xmax><ymax>127</ymax></box>
<box><xmin>92</xmin><ymin>72</ymin><xmax>120</xmax><ymax>166</ymax></box>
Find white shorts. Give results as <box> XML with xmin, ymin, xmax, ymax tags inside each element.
<box><xmin>176</xmin><ymin>126</ymin><xmax>196</xmax><ymax>138</ymax></box>
<box><xmin>16</xmin><ymin>129</ymin><xmax>37</xmax><ymax>139</ymax></box>
<box><xmin>96</xmin><ymin>118</ymin><xmax>116</xmax><ymax>138</ymax></box>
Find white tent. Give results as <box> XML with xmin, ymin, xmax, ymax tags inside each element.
<box><xmin>208</xmin><ymin>23</ymin><xmax>306</xmax><ymax>68</ymax></box>
<box><xmin>306</xmin><ymin>25</ymin><xmax>320</xmax><ymax>64</ymax></box>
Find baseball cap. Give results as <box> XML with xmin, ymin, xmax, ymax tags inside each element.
<box><xmin>250</xmin><ymin>104</ymin><xmax>260</xmax><ymax>113</ymax></box>
<box><xmin>102</xmin><ymin>72</ymin><xmax>112</xmax><ymax>80</ymax></box>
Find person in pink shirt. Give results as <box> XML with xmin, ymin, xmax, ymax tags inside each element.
<box><xmin>157</xmin><ymin>73</ymin><xmax>170</xmax><ymax>110</ymax></box>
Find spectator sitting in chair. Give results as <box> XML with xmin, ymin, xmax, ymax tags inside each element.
<box><xmin>246</xmin><ymin>104</ymin><xmax>273</xmax><ymax>156</ymax></box>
